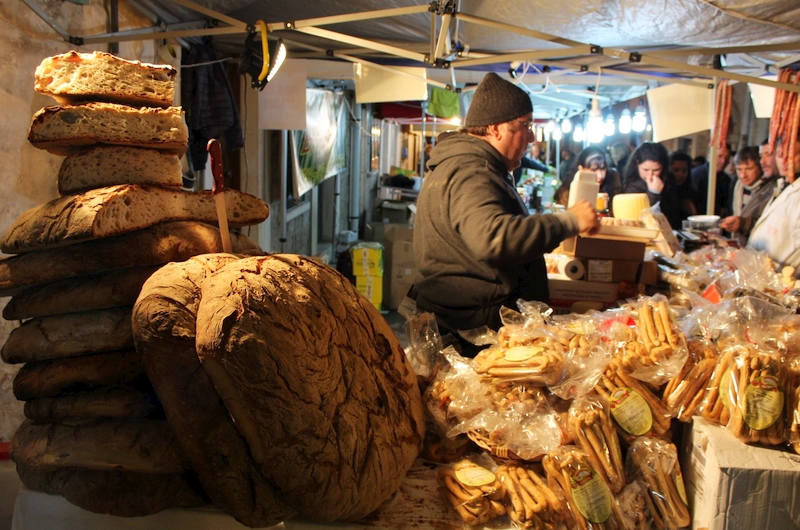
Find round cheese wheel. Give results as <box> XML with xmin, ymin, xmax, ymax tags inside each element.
<box><xmin>613</xmin><ymin>193</ymin><xmax>650</xmax><ymax>221</ymax></box>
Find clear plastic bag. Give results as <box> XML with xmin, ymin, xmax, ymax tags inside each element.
<box><xmin>625</xmin><ymin>437</ymin><xmax>691</xmax><ymax>530</ymax></box>
<box><xmin>436</xmin><ymin>456</ymin><xmax>507</xmax><ymax>526</ymax></box>
<box><xmin>496</xmin><ymin>461</ymin><xmax>569</xmax><ymax>529</ymax></box>
<box><xmin>567</xmin><ymin>394</ymin><xmax>626</xmax><ymax>494</ymax></box>
<box><xmin>542</xmin><ymin>446</ymin><xmax>625</xmax><ymax>530</ymax></box>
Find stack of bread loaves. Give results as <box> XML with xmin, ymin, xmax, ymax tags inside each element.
<box><xmin>1</xmin><ymin>51</ymin><xmax>266</xmax><ymax>517</ymax></box>
<box><xmin>2</xmin><ymin>51</ymin><xmax>425</xmax><ymax>527</ymax></box>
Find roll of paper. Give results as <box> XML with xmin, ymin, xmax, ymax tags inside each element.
<box><xmin>557</xmin><ymin>258</ymin><xmax>586</xmax><ymax>280</ymax></box>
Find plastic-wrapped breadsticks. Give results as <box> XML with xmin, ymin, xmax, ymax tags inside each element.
<box><xmin>496</xmin><ymin>462</ymin><xmax>568</xmax><ymax>529</ymax></box>
<box><xmin>787</xmin><ymin>355</ymin><xmax>800</xmax><ymax>454</ymax></box>
<box><xmin>615</xmin><ymin>481</ymin><xmax>650</xmax><ymax>530</ymax></box>
<box><xmin>661</xmin><ymin>338</ymin><xmax>719</xmax><ymax>422</ymax></box>
<box><xmin>595</xmin><ymin>360</ymin><xmax>672</xmax><ymax>443</ymax></box>
<box><xmin>542</xmin><ymin>446</ymin><xmax>625</xmax><ymax>530</ymax></box>
<box><xmin>725</xmin><ymin>343</ymin><xmax>787</xmax><ymax>445</ymax></box>
<box><xmin>626</xmin><ymin>437</ymin><xmax>691</xmax><ymax>530</ymax></box>
<box><xmin>699</xmin><ymin>347</ymin><xmax>735</xmax><ymax>427</ymax></box>
<box><xmin>617</xmin><ymin>294</ymin><xmax>689</xmax><ymax>387</ymax></box>
<box><xmin>436</xmin><ymin>458</ymin><xmax>506</xmax><ymax>526</ymax></box>
<box><xmin>567</xmin><ymin>395</ymin><xmax>626</xmax><ymax>494</ymax></box>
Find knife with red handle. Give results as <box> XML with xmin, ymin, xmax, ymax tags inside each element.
<box><xmin>207</xmin><ymin>138</ymin><xmax>233</xmax><ymax>253</ymax></box>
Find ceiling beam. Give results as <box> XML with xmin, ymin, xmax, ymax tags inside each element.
<box><xmin>275</xmin><ymin>5</ymin><xmax>430</xmax><ymax>30</ymax></box>
<box><xmin>453</xmin><ymin>44</ymin><xmax>596</xmax><ymax>68</ymax></box>
<box><xmin>602</xmin><ymin>48</ymin><xmax>800</xmax><ymax>93</ymax></box>
<box><xmin>80</xmin><ymin>25</ymin><xmax>245</xmax><ymax>45</ymax></box>
<box><xmin>291</xmin><ymin>26</ymin><xmax>428</xmax><ymax>63</ymax></box>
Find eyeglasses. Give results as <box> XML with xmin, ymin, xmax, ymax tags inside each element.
<box><xmin>513</xmin><ymin>119</ymin><xmax>534</xmax><ymax>132</ymax></box>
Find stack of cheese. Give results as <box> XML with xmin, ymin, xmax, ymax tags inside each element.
<box><xmin>0</xmin><ymin>51</ymin><xmax>267</xmax><ymax>517</ymax></box>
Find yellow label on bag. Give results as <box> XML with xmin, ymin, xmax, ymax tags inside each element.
<box><xmin>570</xmin><ymin>467</ymin><xmax>613</xmax><ymax>524</ymax></box>
<box><xmin>608</xmin><ymin>387</ymin><xmax>653</xmax><ymax>435</ymax></box>
<box><xmin>674</xmin><ymin>466</ymin><xmax>688</xmax><ymax>505</ymax></box>
<box><xmin>742</xmin><ymin>375</ymin><xmax>784</xmax><ymax>431</ymax></box>
<box><xmin>454</xmin><ymin>461</ymin><xmax>495</xmax><ymax>487</ymax></box>
<box><xmin>503</xmin><ymin>345</ymin><xmax>544</xmax><ymax>362</ymax></box>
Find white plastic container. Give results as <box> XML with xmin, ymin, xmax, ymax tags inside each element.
<box><xmin>567</xmin><ymin>170</ymin><xmax>600</xmax><ymax>209</ymax></box>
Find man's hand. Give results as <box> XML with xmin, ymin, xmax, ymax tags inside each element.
<box><xmin>569</xmin><ymin>200</ymin><xmax>600</xmax><ymax>236</ymax></box>
<box><xmin>719</xmin><ymin>215</ymin><xmax>741</xmax><ymax>233</ymax></box>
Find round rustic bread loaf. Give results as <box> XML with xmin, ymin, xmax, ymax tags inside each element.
<box><xmin>194</xmin><ymin>254</ymin><xmax>425</xmax><ymax>521</ymax></box>
<box><xmin>132</xmin><ymin>254</ymin><xmax>294</xmax><ymax>528</ymax></box>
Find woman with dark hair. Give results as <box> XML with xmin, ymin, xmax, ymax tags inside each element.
<box><xmin>669</xmin><ymin>150</ymin><xmax>699</xmax><ymax>222</ymax></box>
<box><xmin>621</xmin><ymin>142</ymin><xmax>681</xmax><ymax>229</ymax></box>
<box><xmin>560</xmin><ymin>146</ymin><xmax>623</xmax><ymax>210</ymax></box>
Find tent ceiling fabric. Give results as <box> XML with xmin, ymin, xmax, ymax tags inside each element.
<box><xmin>26</xmin><ymin>0</ymin><xmax>800</xmax><ymax>117</ymax></box>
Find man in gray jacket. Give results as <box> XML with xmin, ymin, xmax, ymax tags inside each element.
<box><xmin>412</xmin><ymin>73</ymin><xmax>598</xmax><ymax>355</ymax></box>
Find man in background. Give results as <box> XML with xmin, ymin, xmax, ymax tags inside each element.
<box><xmin>719</xmin><ymin>146</ymin><xmax>777</xmax><ymax>246</ymax></box>
<box><xmin>691</xmin><ymin>143</ymin><xmax>732</xmax><ymax>217</ymax></box>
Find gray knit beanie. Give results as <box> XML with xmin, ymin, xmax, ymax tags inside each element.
<box><xmin>465</xmin><ymin>72</ymin><xmax>533</xmax><ymax>127</ymax></box>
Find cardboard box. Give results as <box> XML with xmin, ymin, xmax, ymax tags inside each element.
<box><xmin>350</xmin><ymin>242</ymin><xmax>383</xmax><ymax>277</ymax></box>
<box><xmin>585</xmin><ymin>259</ymin><xmax>658</xmax><ymax>285</ymax></box>
<box><xmin>561</xmin><ymin>236</ymin><xmax>646</xmax><ymax>261</ymax></box>
<box><xmin>388</xmin><ymin>264</ymin><xmax>417</xmax><ymax>310</ymax></box>
<box><xmin>547</xmin><ymin>275</ymin><xmax>621</xmax><ymax>314</ymax></box>
<box><xmin>364</xmin><ymin>222</ymin><xmax>411</xmax><ymax>245</ymax></box>
<box><xmin>355</xmin><ymin>275</ymin><xmax>383</xmax><ymax>310</ymax></box>
<box><xmin>682</xmin><ymin>417</ymin><xmax>800</xmax><ymax>530</ymax></box>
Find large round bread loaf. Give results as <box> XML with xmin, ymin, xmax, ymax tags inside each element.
<box><xmin>194</xmin><ymin>254</ymin><xmax>425</xmax><ymax>521</ymax></box>
<box><xmin>15</xmin><ymin>463</ymin><xmax>207</xmax><ymax>517</ymax></box>
<box><xmin>0</xmin><ymin>221</ymin><xmax>261</xmax><ymax>296</ymax></box>
<box><xmin>132</xmin><ymin>254</ymin><xmax>294</xmax><ymax>527</ymax></box>
<box><xmin>1</xmin><ymin>184</ymin><xmax>270</xmax><ymax>254</ymax></box>
<box><xmin>35</xmin><ymin>51</ymin><xmax>177</xmax><ymax>108</ymax></box>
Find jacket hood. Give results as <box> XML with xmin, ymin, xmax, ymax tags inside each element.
<box><xmin>426</xmin><ymin>133</ymin><xmax>508</xmax><ymax>177</ymax></box>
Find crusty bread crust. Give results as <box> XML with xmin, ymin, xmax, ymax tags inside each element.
<box><xmin>3</xmin><ymin>266</ymin><xmax>159</xmax><ymax>320</ymax></box>
<box><xmin>59</xmin><ymin>146</ymin><xmax>183</xmax><ymax>195</ymax></box>
<box><xmin>11</xmin><ymin>418</ymin><xmax>192</xmax><ymax>474</ymax></box>
<box><xmin>13</xmin><ymin>349</ymin><xmax>146</xmax><ymax>401</ymax></box>
<box><xmin>1</xmin><ymin>184</ymin><xmax>269</xmax><ymax>254</ymax></box>
<box><xmin>24</xmin><ymin>388</ymin><xmax>160</xmax><ymax>422</ymax></box>
<box><xmin>35</xmin><ymin>50</ymin><xmax>176</xmax><ymax>108</ymax></box>
<box><xmin>28</xmin><ymin>103</ymin><xmax>188</xmax><ymax>156</ymax></box>
<box><xmin>0</xmin><ymin>221</ymin><xmax>262</xmax><ymax>297</ymax></box>
<box><xmin>2</xmin><ymin>307</ymin><xmax>134</xmax><ymax>364</ymax></box>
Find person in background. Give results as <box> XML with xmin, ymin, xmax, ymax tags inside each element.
<box><xmin>692</xmin><ymin>155</ymin><xmax>707</xmax><ymax>169</ymax></box>
<box><xmin>759</xmin><ymin>139</ymin><xmax>779</xmax><ymax>180</ymax></box>
<box><xmin>719</xmin><ymin>146</ymin><xmax>777</xmax><ymax>246</ymax></box>
<box><xmin>560</xmin><ymin>146</ymin><xmax>622</xmax><ymax>211</ymax></box>
<box><xmin>559</xmin><ymin>148</ymin><xmax>577</xmax><ymax>184</ymax></box>
<box><xmin>691</xmin><ymin>143</ymin><xmax>733</xmax><ymax>217</ymax></box>
<box><xmin>513</xmin><ymin>145</ymin><xmax>553</xmax><ymax>185</ymax></box>
<box><xmin>412</xmin><ymin>73</ymin><xmax>599</xmax><ymax>356</ymax></box>
<box><xmin>669</xmin><ymin>151</ymin><xmax>698</xmax><ymax>221</ymax></box>
<box><xmin>621</xmin><ymin>142</ymin><xmax>681</xmax><ymax>229</ymax></box>
<box><xmin>747</xmin><ymin>133</ymin><xmax>800</xmax><ymax>275</ymax></box>
<box><xmin>609</xmin><ymin>141</ymin><xmax>632</xmax><ymax>174</ymax></box>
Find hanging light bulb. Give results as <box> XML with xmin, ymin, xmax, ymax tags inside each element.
<box><xmin>545</xmin><ymin>120</ymin><xmax>556</xmax><ymax>134</ymax></box>
<box><xmin>618</xmin><ymin>108</ymin><xmax>632</xmax><ymax>134</ymax></box>
<box><xmin>603</xmin><ymin>110</ymin><xmax>615</xmax><ymax>136</ymax></box>
<box><xmin>561</xmin><ymin>119</ymin><xmax>572</xmax><ymax>134</ymax></box>
<box><xmin>586</xmin><ymin>99</ymin><xmax>604</xmax><ymax>144</ymax></box>
<box><xmin>632</xmin><ymin>99</ymin><xmax>647</xmax><ymax>132</ymax></box>
<box><xmin>536</xmin><ymin>126</ymin><xmax>544</xmax><ymax>143</ymax></box>
<box><xmin>573</xmin><ymin>124</ymin><xmax>585</xmax><ymax>143</ymax></box>
<box><xmin>551</xmin><ymin>127</ymin><xmax>562</xmax><ymax>141</ymax></box>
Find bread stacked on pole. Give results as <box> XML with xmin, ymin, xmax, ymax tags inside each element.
<box><xmin>1</xmin><ymin>50</ymin><xmax>265</xmax><ymax>518</ymax></box>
